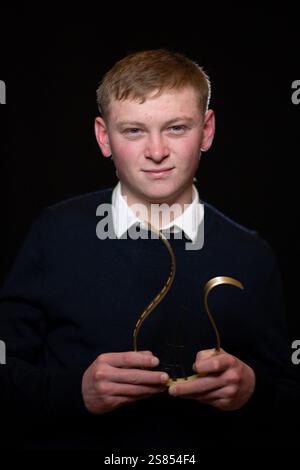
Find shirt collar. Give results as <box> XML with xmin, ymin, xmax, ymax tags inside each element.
<box><xmin>112</xmin><ymin>181</ymin><xmax>204</xmax><ymax>242</ymax></box>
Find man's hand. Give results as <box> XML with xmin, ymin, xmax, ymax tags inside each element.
<box><xmin>82</xmin><ymin>351</ymin><xmax>169</xmax><ymax>414</ymax></box>
<box><xmin>168</xmin><ymin>349</ymin><xmax>256</xmax><ymax>411</ymax></box>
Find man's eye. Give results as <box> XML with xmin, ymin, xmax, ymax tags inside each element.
<box><xmin>124</xmin><ymin>128</ymin><xmax>141</xmax><ymax>135</ymax></box>
<box><xmin>169</xmin><ymin>125</ymin><xmax>187</xmax><ymax>133</ymax></box>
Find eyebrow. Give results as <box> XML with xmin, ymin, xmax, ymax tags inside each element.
<box><xmin>115</xmin><ymin>116</ymin><xmax>197</xmax><ymax>129</ymax></box>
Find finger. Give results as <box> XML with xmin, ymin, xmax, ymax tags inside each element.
<box><xmin>195</xmin><ymin>348</ymin><xmax>220</xmax><ymax>361</ymax></box>
<box><xmin>182</xmin><ymin>385</ymin><xmax>237</xmax><ymax>401</ymax></box>
<box><xmin>193</xmin><ymin>351</ymin><xmax>235</xmax><ymax>376</ymax></box>
<box><xmin>100</xmin><ymin>382</ymin><xmax>167</xmax><ymax>398</ymax></box>
<box><xmin>108</xmin><ymin>368</ymin><xmax>170</xmax><ymax>386</ymax></box>
<box><xmin>168</xmin><ymin>375</ymin><xmax>223</xmax><ymax>397</ymax></box>
<box><xmin>200</xmin><ymin>385</ymin><xmax>237</xmax><ymax>400</ymax></box>
<box><xmin>113</xmin><ymin>393</ymin><xmax>161</xmax><ymax>405</ymax></box>
<box><xmin>97</xmin><ymin>351</ymin><xmax>159</xmax><ymax>369</ymax></box>
<box><xmin>104</xmin><ymin>395</ymin><xmax>151</xmax><ymax>409</ymax></box>
<box><xmin>200</xmin><ymin>397</ymin><xmax>232</xmax><ymax>410</ymax></box>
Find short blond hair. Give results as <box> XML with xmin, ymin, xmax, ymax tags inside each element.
<box><xmin>96</xmin><ymin>49</ymin><xmax>211</xmax><ymax>120</ymax></box>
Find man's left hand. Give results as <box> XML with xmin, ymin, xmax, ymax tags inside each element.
<box><xmin>168</xmin><ymin>348</ymin><xmax>256</xmax><ymax>411</ymax></box>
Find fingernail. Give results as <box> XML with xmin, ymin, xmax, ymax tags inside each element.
<box><xmin>151</xmin><ymin>357</ymin><xmax>159</xmax><ymax>366</ymax></box>
<box><xmin>160</xmin><ymin>373</ymin><xmax>169</xmax><ymax>383</ymax></box>
<box><xmin>169</xmin><ymin>386</ymin><xmax>177</xmax><ymax>396</ymax></box>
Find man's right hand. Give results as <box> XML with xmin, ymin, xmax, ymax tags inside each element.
<box><xmin>81</xmin><ymin>351</ymin><xmax>169</xmax><ymax>414</ymax></box>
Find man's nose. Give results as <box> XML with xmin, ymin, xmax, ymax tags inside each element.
<box><xmin>144</xmin><ymin>134</ymin><xmax>170</xmax><ymax>161</ymax></box>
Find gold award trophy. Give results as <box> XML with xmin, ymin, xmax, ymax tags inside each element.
<box><xmin>133</xmin><ymin>223</ymin><xmax>244</xmax><ymax>386</ymax></box>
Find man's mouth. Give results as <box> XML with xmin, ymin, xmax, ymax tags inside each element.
<box><xmin>142</xmin><ymin>168</ymin><xmax>174</xmax><ymax>178</ymax></box>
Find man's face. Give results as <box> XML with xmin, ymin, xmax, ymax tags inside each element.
<box><xmin>95</xmin><ymin>86</ymin><xmax>215</xmax><ymax>206</ymax></box>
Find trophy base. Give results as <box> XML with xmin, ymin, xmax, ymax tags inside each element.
<box><xmin>167</xmin><ymin>372</ymin><xmax>207</xmax><ymax>387</ymax></box>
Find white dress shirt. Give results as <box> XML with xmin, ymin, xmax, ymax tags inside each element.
<box><xmin>111</xmin><ymin>181</ymin><xmax>204</xmax><ymax>243</ymax></box>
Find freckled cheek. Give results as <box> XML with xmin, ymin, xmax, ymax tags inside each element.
<box><xmin>110</xmin><ymin>142</ymin><xmax>142</xmax><ymax>175</ymax></box>
<box><xmin>110</xmin><ymin>140</ymin><xmax>142</xmax><ymax>160</ymax></box>
<box><xmin>174</xmin><ymin>138</ymin><xmax>199</xmax><ymax>157</ymax></box>
<box><xmin>176</xmin><ymin>147</ymin><xmax>199</xmax><ymax>169</ymax></box>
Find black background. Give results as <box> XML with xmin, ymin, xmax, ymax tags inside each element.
<box><xmin>0</xmin><ymin>3</ymin><xmax>299</xmax><ymax>397</ymax></box>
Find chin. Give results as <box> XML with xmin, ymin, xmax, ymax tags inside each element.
<box><xmin>142</xmin><ymin>189</ymin><xmax>178</xmax><ymax>204</ymax></box>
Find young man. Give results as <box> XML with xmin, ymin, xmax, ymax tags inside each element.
<box><xmin>0</xmin><ymin>50</ymin><xmax>298</xmax><ymax>450</ymax></box>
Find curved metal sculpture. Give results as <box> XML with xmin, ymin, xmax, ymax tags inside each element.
<box><xmin>132</xmin><ymin>223</ymin><xmax>244</xmax><ymax>386</ymax></box>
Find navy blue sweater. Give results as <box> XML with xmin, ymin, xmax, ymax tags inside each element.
<box><xmin>0</xmin><ymin>187</ymin><xmax>298</xmax><ymax>450</ymax></box>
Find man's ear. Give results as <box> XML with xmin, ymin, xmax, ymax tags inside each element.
<box><xmin>201</xmin><ymin>109</ymin><xmax>215</xmax><ymax>152</ymax></box>
<box><xmin>95</xmin><ymin>117</ymin><xmax>111</xmax><ymax>157</ymax></box>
